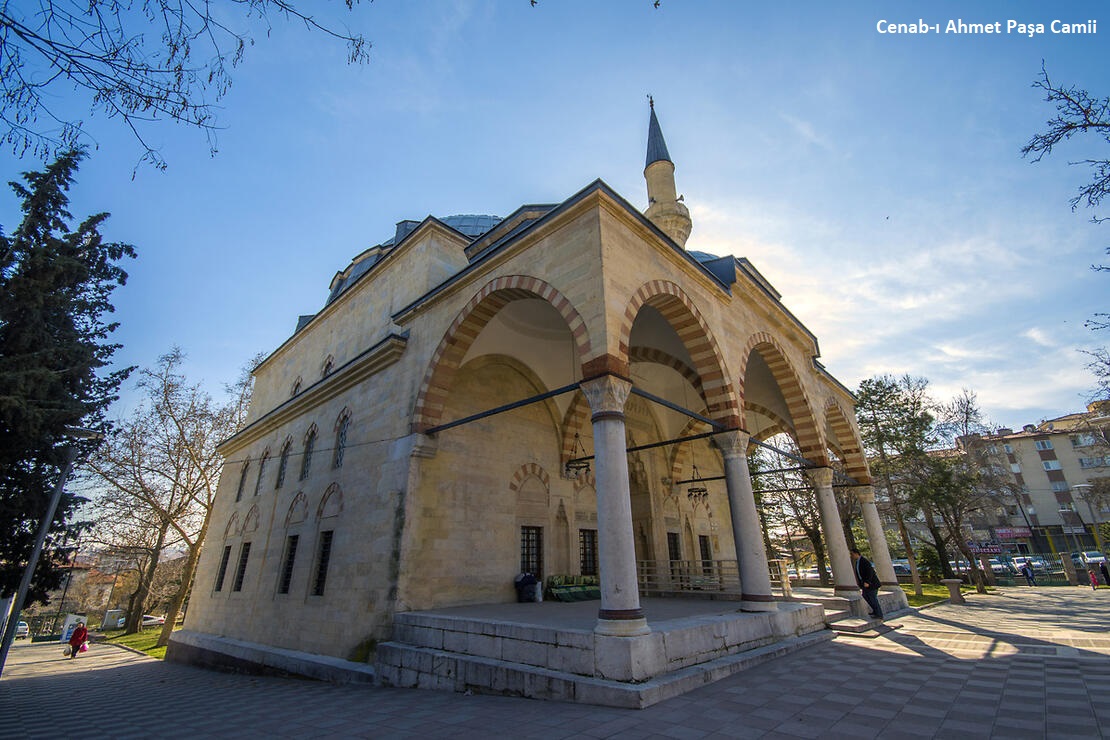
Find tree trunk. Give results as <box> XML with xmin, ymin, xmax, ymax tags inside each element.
<box><xmin>922</xmin><ymin>507</ymin><xmax>954</xmax><ymax>579</ymax></box>
<box><xmin>891</xmin><ymin>501</ymin><xmax>923</xmax><ymax>597</ymax></box>
<box><xmin>127</xmin><ymin>525</ymin><xmax>167</xmax><ymax>634</ymax></box>
<box><xmin>157</xmin><ymin>516</ymin><xmax>210</xmax><ymax>648</ymax></box>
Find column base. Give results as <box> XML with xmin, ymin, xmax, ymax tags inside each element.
<box><xmin>739</xmin><ymin>597</ymin><xmax>778</xmax><ymax>613</ymax></box>
<box><xmin>594</xmin><ymin>617</ymin><xmax>651</xmax><ymax>637</ymax></box>
<box><xmin>833</xmin><ymin>585</ymin><xmax>863</xmax><ymax>600</ymax></box>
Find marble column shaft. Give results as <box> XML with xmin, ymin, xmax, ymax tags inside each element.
<box><xmin>806</xmin><ymin>467</ymin><xmax>861</xmax><ymax>600</ymax></box>
<box><xmin>856</xmin><ymin>486</ymin><xmax>898</xmax><ymax>588</ymax></box>
<box><xmin>716</xmin><ymin>431</ymin><xmax>777</xmax><ymax>611</ymax></box>
<box><xmin>581</xmin><ymin>375</ymin><xmax>650</xmax><ymax>636</ymax></box>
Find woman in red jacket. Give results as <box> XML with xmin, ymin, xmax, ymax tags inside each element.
<box><xmin>68</xmin><ymin>622</ymin><xmax>88</xmax><ymax>660</ymax></box>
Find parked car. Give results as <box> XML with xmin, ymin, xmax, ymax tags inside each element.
<box><xmin>115</xmin><ymin>614</ymin><xmax>167</xmax><ymax>628</ymax></box>
<box><xmin>15</xmin><ymin>621</ymin><xmax>29</xmax><ymax>639</ymax></box>
<box><xmin>1012</xmin><ymin>556</ymin><xmax>1048</xmax><ymax>573</ymax></box>
<box><xmin>892</xmin><ymin>564</ymin><xmax>912</xmax><ymax>576</ymax></box>
<box><xmin>1080</xmin><ymin>551</ymin><xmax>1106</xmax><ymax>565</ymax></box>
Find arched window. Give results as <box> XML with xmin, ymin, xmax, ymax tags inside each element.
<box><xmin>299</xmin><ymin>426</ymin><xmax>317</xmax><ymax>481</ymax></box>
<box><xmin>291</xmin><ymin>377</ymin><xmax>303</xmax><ymax>396</ymax></box>
<box><xmin>322</xmin><ymin>355</ymin><xmax>334</xmax><ymax>378</ymax></box>
<box><xmin>333</xmin><ymin>411</ymin><xmax>351</xmax><ymax>469</ymax></box>
<box><xmin>253</xmin><ymin>450</ymin><xmax>270</xmax><ymax>496</ymax></box>
<box><xmin>275</xmin><ymin>438</ymin><xmax>292</xmax><ymax>490</ymax></box>
<box><xmin>235</xmin><ymin>460</ymin><xmax>250</xmax><ymax>502</ymax></box>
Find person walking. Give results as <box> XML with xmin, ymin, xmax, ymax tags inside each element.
<box><xmin>850</xmin><ymin>548</ymin><xmax>883</xmax><ymax>620</ymax></box>
<box><xmin>1020</xmin><ymin>562</ymin><xmax>1037</xmax><ymax>586</ymax></box>
<box><xmin>67</xmin><ymin>622</ymin><xmax>88</xmax><ymax>660</ymax></box>
<box><xmin>1090</xmin><ymin>568</ymin><xmax>1100</xmax><ymax>590</ymax></box>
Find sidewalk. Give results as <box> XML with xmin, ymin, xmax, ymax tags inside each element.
<box><xmin>1</xmin><ymin>587</ymin><xmax>1107</xmax><ymax>738</ymax></box>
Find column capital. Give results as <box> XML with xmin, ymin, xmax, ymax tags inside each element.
<box><xmin>581</xmin><ymin>375</ymin><xmax>632</xmax><ymax>420</ymax></box>
<box><xmin>853</xmin><ymin>485</ymin><xmax>876</xmax><ymax>504</ymax></box>
<box><xmin>713</xmin><ymin>429</ymin><xmax>751</xmax><ymax>460</ymax></box>
<box><xmin>804</xmin><ymin>466</ymin><xmax>834</xmax><ymax>489</ymax></box>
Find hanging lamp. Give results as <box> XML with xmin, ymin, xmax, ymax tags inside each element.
<box><xmin>565</xmin><ymin>433</ymin><xmax>590</xmax><ymax>477</ymax></box>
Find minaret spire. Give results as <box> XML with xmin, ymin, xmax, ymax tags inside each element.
<box><xmin>643</xmin><ymin>98</ymin><xmax>691</xmax><ymax>248</ymax></box>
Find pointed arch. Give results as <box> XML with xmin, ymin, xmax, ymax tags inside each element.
<box><xmin>318</xmin><ymin>482</ymin><xmax>343</xmax><ymax>519</ymax></box>
<box><xmin>619</xmin><ymin>280</ymin><xmax>740</xmax><ymax>427</ymax></box>
<box><xmin>412</xmin><ymin>275</ymin><xmax>592</xmax><ymax>433</ymax></box>
<box><xmin>737</xmin><ymin>332</ymin><xmax>826</xmax><ymax>465</ymax></box>
<box><xmin>285</xmin><ymin>492</ymin><xmax>308</xmax><ymax>527</ymax></box>
<box><xmin>243</xmin><ymin>504</ymin><xmax>260</xmax><ymax>533</ymax></box>
<box><xmin>824</xmin><ymin>397</ymin><xmax>871</xmax><ymax>484</ymax></box>
<box><xmin>508</xmin><ymin>462</ymin><xmax>551</xmax><ymax>494</ymax></box>
<box><xmin>223</xmin><ymin>512</ymin><xmax>241</xmax><ymax>539</ymax></box>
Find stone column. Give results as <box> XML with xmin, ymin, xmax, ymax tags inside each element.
<box><xmin>581</xmin><ymin>375</ymin><xmax>649</xmax><ymax>636</ymax></box>
<box><xmin>805</xmin><ymin>467</ymin><xmax>861</xmax><ymax>602</ymax></box>
<box><xmin>855</xmin><ymin>486</ymin><xmax>898</xmax><ymax>589</ymax></box>
<box><xmin>716</xmin><ymin>430</ymin><xmax>777</xmax><ymax>612</ymax></box>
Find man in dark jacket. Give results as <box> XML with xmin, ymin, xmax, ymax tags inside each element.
<box><xmin>850</xmin><ymin>548</ymin><xmax>883</xmax><ymax>619</ymax></box>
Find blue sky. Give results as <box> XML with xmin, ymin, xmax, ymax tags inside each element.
<box><xmin>1</xmin><ymin>1</ymin><xmax>1107</xmax><ymax>430</ymax></box>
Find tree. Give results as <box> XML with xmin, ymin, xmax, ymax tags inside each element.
<box><xmin>1</xmin><ymin>1</ymin><xmax>371</xmax><ymax>169</ymax></box>
<box><xmin>1023</xmin><ymin>67</ymin><xmax>1110</xmax><ymax>336</ymax></box>
<box><xmin>86</xmin><ymin>348</ymin><xmax>255</xmax><ymax>645</ymax></box>
<box><xmin>0</xmin><ymin>149</ymin><xmax>134</xmax><ymax>606</ymax></box>
<box><xmin>855</xmin><ymin>375</ymin><xmax>935</xmax><ymax>595</ymax></box>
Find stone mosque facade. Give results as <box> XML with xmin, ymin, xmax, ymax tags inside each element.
<box><xmin>169</xmin><ymin>105</ymin><xmax>906</xmax><ymax>703</ymax></box>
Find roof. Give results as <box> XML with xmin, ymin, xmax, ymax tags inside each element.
<box><xmin>325</xmin><ymin>214</ymin><xmax>503</xmax><ymax>306</ymax></box>
<box><xmin>646</xmin><ymin>104</ymin><xmax>672</xmax><ymax>168</ymax></box>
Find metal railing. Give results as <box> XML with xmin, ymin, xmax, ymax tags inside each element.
<box><xmin>636</xmin><ymin>559</ymin><xmax>792</xmax><ymax>598</ymax></box>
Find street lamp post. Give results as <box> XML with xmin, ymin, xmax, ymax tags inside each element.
<box><xmin>0</xmin><ymin>428</ymin><xmax>102</xmax><ymax>678</ymax></box>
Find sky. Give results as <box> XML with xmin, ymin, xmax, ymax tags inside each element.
<box><xmin>1</xmin><ymin>1</ymin><xmax>1107</xmax><ymax>431</ymax></box>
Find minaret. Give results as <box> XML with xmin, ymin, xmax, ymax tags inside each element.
<box><xmin>644</xmin><ymin>98</ymin><xmax>692</xmax><ymax>248</ymax></box>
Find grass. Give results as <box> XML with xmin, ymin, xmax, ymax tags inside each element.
<box><xmin>100</xmin><ymin>626</ymin><xmax>179</xmax><ymax>660</ymax></box>
<box><xmin>901</xmin><ymin>582</ymin><xmax>962</xmax><ymax>607</ymax></box>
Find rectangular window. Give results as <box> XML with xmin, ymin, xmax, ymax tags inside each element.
<box><xmin>520</xmin><ymin>526</ymin><xmax>543</xmax><ymax>579</ymax></box>
<box><xmin>312</xmin><ymin>530</ymin><xmax>334</xmax><ymax>597</ymax></box>
<box><xmin>1003</xmin><ymin>444</ymin><xmax>1013</xmax><ymax>454</ymax></box>
<box><xmin>667</xmin><ymin>532</ymin><xmax>682</xmax><ymax>562</ymax></box>
<box><xmin>1035</xmin><ymin>440</ymin><xmax>1053</xmax><ymax>451</ymax></box>
<box><xmin>699</xmin><ymin>534</ymin><xmax>713</xmax><ymax>575</ymax></box>
<box><xmin>214</xmin><ymin>545</ymin><xmax>232</xmax><ymax>592</ymax></box>
<box><xmin>1051</xmin><ymin>481</ymin><xmax>1070</xmax><ymax>492</ymax></box>
<box><xmin>1010</xmin><ymin>463</ymin><xmax>1022</xmax><ymax>474</ymax></box>
<box><xmin>1043</xmin><ymin>460</ymin><xmax>1062</xmax><ymax>471</ymax></box>
<box><xmin>578</xmin><ymin>529</ymin><xmax>598</xmax><ymax>576</ymax></box>
<box><xmin>232</xmin><ymin>542</ymin><xmax>251</xmax><ymax>592</ymax></box>
<box><xmin>278</xmin><ymin>535</ymin><xmax>299</xmax><ymax>595</ymax></box>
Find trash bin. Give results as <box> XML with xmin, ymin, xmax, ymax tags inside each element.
<box><xmin>514</xmin><ymin>572</ymin><xmax>539</xmax><ymax>602</ymax></box>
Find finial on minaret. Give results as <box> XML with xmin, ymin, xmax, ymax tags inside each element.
<box><xmin>643</xmin><ymin>99</ymin><xmax>691</xmax><ymax>248</ymax></box>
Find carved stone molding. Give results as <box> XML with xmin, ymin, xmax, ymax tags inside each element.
<box><xmin>804</xmin><ymin>466</ymin><xmax>834</xmax><ymax>489</ymax></box>
<box><xmin>581</xmin><ymin>375</ymin><xmax>632</xmax><ymax>419</ymax></box>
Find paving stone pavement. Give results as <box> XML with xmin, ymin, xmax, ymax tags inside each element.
<box><xmin>1</xmin><ymin>586</ymin><xmax>1108</xmax><ymax>739</ymax></box>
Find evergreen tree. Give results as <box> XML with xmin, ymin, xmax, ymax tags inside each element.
<box><xmin>0</xmin><ymin>150</ymin><xmax>135</xmax><ymax>604</ymax></box>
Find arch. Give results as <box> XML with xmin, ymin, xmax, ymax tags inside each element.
<box><xmin>628</xmin><ymin>346</ymin><xmax>706</xmax><ymax>402</ymax></box>
<box><xmin>243</xmin><ymin>504</ymin><xmax>260</xmax><ymax>533</ymax></box>
<box><xmin>318</xmin><ymin>482</ymin><xmax>343</xmax><ymax>519</ymax></box>
<box><xmin>285</xmin><ymin>492</ymin><xmax>308</xmax><ymax>527</ymax></box>
<box><xmin>508</xmin><ymin>462</ymin><xmax>551</xmax><ymax>495</ymax></box>
<box><xmin>275</xmin><ymin>436</ymin><xmax>293</xmax><ymax>490</ymax></box>
<box><xmin>744</xmin><ymin>401</ymin><xmax>792</xmax><ymax>443</ymax></box>
<box><xmin>619</xmin><ymin>280</ymin><xmax>740</xmax><ymax>427</ymax></box>
<box><xmin>737</xmin><ymin>332</ymin><xmax>826</xmax><ymax>466</ymax></box>
<box><xmin>253</xmin><ymin>447</ymin><xmax>271</xmax><ymax>497</ymax></box>
<box><xmin>321</xmin><ymin>355</ymin><xmax>335</xmax><ymax>378</ymax></box>
<box><xmin>333</xmin><ymin>407</ymin><xmax>352</xmax><ymax>469</ymax></box>
<box><xmin>823</xmin><ymin>397</ymin><xmax>872</xmax><ymax>484</ymax></box>
<box><xmin>291</xmin><ymin>376</ymin><xmax>303</xmax><ymax>397</ymax></box>
<box><xmin>223</xmin><ymin>513</ymin><xmax>241</xmax><ymax>539</ymax></box>
<box><xmin>412</xmin><ymin>275</ymin><xmax>592</xmax><ymax>433</ymax></box>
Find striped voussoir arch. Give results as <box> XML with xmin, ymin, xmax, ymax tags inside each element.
<box><xmin>737</xmin><ymin>332</ymin><xmax>827</xmax><ymax>466</ymax></box>
<box><xmin>559</xmin><ymin>390</ymin><xmax>591</xmax><ymax>475</ymax></box>
<box><xmin>744</xmin><ymin>401</ymin><xmax>792</xmax><ymax>443</ymax></box>
<box><xmin>619</xmin><ymin>280</ymin><xmax>739</xmax><ymax>426</ymax></box>
<box><xmin>508</xmin><ymin>462</ymin><xmax>551</xmax><ymax>493</ymax></box>
<box><xmin>667</xmin><ymin>416</ymin><xmax>716</xmax><ymax>484</ymax></box>
<box><xmin>572</xmin><ymin>470</ymin><xmax>596</xmax><ymax>493</ymax></box>
<box><xmin>628</xmin><ymin>346</ymin><xmax>706</xmax><ymax>403</ymax></box>
<box><xmin>823</xmin><ymin>398</ymin><xmax>871</xmax><ymax>484</ymax></box>
<box><xmin>412</xmin><ymin>275</ymin><xmax>591</xmax><ymax>433</ymax></box>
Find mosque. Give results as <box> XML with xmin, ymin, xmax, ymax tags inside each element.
<box><xmin>167</xmin><ymin>104</ymin><xmax>906</xmax><ymax>706</ymax></box>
